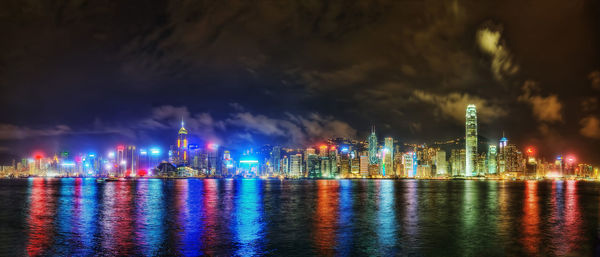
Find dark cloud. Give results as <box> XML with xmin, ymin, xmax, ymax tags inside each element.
<box><xmin>0</xmin><ymin>0</ymin><xmax>599</xmax><ymax>163</ymax></box>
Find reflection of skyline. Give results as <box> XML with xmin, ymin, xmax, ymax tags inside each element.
<box><xmin>26</xmin><ymin>178</ymin><xmax>56</xmax><ymax>256</ymax></box>
<box><xmin>377</xmin><ymin>180</ymin><xmax>397</xmax><ymax>255</ymax></box>
<box><xmin>234</xmin><ymin>179</ymin><xmax>264</xmax><ymax>256</ymax></box>
<box><xmin>313</xmin><ymin>180</ymin><xmax>339</xmax><ymax>256</ymax></box>
<box><xmin>14</xmin><ymin>179</ymin><xmax>598</xmax><ymax>256</ymax></box>
<box><xmin>522</xmin><ymin>180</ymin><xmax>540</xmax><ymax>255</ymax></box>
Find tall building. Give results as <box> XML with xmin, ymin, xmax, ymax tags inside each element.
<box><xmin>290</xmin><ymin>154</ymin><xmax>302</xmax><ymax>177</ymax></box>
<box><xmin>465</xmin><ymin>104</ymin><xmax>477</xmax><ymax>176</ymax></box>
<box><xmin>436</xmin><ymin>150</ymin><xmax>447</xmax><ymax>176</ymax></box>
<box><xmin>175</xmin><ymin>119</ymin><xmax>189</xmax><ymax>166</ymax></box>
<box><xmin>368</xmin><ymin>126</ymin><xmax>378</xmax><ymax>165</ymax></box>
<box><xmin>307</xmin><ymin>154</ymin><xmax>321</xmax><ymax>178</ymax></box>
<box><xmin>125</xmin><ymin>145</ymin><xmax>137</xmax><ymax>176</ymax></box>
<box><xmin>382</xmin><ymin>137</ymin><xmax>393</xmax><ymax>176</ymax></box>
<box><xmin>402</xmin><ymin>152</ymin><xmax>417</xmax><ymax>177</ymax></box>
<box><xmin>359</xmin><ymin>155</ymin><xmax>369</xmax><ymax>177</ymax></box>
<box><xmin>488</xmin><ymin>145</ymin><xmax>497</xmax><ymax>174</ymax></box>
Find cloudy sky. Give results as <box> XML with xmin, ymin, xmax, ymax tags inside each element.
<box><xmin>0</xmin><ymin>0</ymin><xmax>599</xmax><ymax>163</ymax></box>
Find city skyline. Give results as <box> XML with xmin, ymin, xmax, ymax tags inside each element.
<box><xmin>2</xmin><ymin>104</ymin><xmax>594</xmax><ymax>180</ymax></box>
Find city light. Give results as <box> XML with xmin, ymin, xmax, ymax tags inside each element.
<box><xmin>240</xmin><ymin>160</ymin><xmax>259</xmax><ymax>163</ymax></box>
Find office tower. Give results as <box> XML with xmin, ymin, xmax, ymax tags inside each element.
<box><xmin>465</xmin><ymin>104</ymin><xmax>477</xmax><ymax>176</ymax></box>
<box><xmin>271</xmin><ymin>146</ymin><xmax>281</xmax><ymax>175</ymax></box>
<box><xmin>290</xmin><ymin>154</ymin><xmax>302</xmax><ymax>177</ymax></box>
<box><xmin>498</xmin><ymin>135</ymin><xmax>508</xmax><ymax>174</ymax></box>
<box><xmin>175</xmin><ymin>119</ymin><xmax>189</xmax><ymax>166</ymax></box>
<box><xmin>138</xmin><ymin>149</ymin><xmax>149</xmax><ymax>175</ymax></box>
<box><xmin>450</xmin><ymin>149</ymin><xmax>466</xmax><ymax>176</ymax></box>
<box><xmin>368</xmin><ymin>126</ymin><xmax>378</xmax><ymax>165</ymax></box>
<box><xmin>319</xmin><ymin>145</ymin><xmax>328</xmax><ymax>157</ymax></box>
<box><xmin>207</xmin><ymin>143</ymin><xmax>218</xmax><ymax>175</ymax></box>
<box><xmin>402</xmin><ymin>152</ymin><xmax>417</xmax><ymax>177</ymax></box>
<box><xmin>307</xmin><ymin>154</ymin><xmax>321</xmax><ymax>178</ymax></box>
<box><xmin>350</xmin><ymin>158</ymin><xmax>360</xmax><ymax>175</ymax></box>
<box><xmin>382</xmin><ymin>137</ymin><xmax>393</xmax><ymax>176</ymax></box>
<box><xmin>359</xmin><ymin>155</ymin><xmax>369</xmax><ymax>177</ymax></box>
<box><xmin>116</xmin><ymin>145</ymin><xmax>125</xmax><ymax>176</ymax></box>
<box><xmin>436</xmin><ymin>150</ymin><xmax>447</xmax><ymax>176</ymax></box>
<box><xmin>320</xmin><ymin>157</ymin><xmax>331</xmax><ymax>177</ymax></box>
<box><xmin>488</xmin><ymin>145</ymin><xmax>497</xmax><ymax>174</ymax></box>
<box><xmin>125</xmin><ymin>145</ymin><xmax>137</xmax><ymax>176</ymax></box>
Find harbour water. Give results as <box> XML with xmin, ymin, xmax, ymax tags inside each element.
<box><xmin>1</xmin><ymin>178</ymin><xmax>599</xmax><ymax>256</ymax></box>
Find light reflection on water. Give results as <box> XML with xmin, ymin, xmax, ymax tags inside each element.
<box><xmin>0</xmin><ymin>178</ymin><xmax>598</xmax><ymax>256</ymax></box>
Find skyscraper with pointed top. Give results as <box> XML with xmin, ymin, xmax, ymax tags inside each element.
<box><xmin>368</xmin><ymin>126</ymin><xmax>378</xmax><ymax>165</ymax></box>
<box><xmin>176</xmin><ymin>117</ymin><xmax>189</xmax><ymax>166</ymax></box>
<box><xmin>465</xmin><ymin>104</ymin><xmax>477</xmax><ymax>176</ymax></box>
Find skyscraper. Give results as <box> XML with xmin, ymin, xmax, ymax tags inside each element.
<box><xmin>290</xmin><ymin>154</ymin><xmax>302</xmax><ymax>177</ymax></box>
<box><xmin>465</xmin><ymin>104</ymin><xmax>477</xmax><ymax>176</ymax></box>
<box><xmin>368</xmin><ymin>126</ymin><xmax>378</xmax><ymax>165</ymax></box>
<box><xmin>383</xmin><ymin>137</ymin><xmax>393</xmax><ymax>176</ymax></box>
<box><xmin>488</xmin><ymin>145</ymin><xmax>497</xmax><ymax>174</ymax></box>
<box><xmin>176</xmin><ymin>118</ymin><xmax>189</xmax><ymax>166</ymax></box>
<box><xmin>436</xmin><ymin>150</ymin><xmax>447</xmax><ymax>176</ymax></box>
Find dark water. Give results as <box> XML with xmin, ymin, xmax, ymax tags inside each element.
<box><xmin>1</xmin><ymin>178</ymin><xmax>599</xmax><ymax>256</ymax></box>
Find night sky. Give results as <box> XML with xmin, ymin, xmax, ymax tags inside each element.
<box><xmin>0</xmin><ymin>1</ymin><xmax>599</xmax><ymax>163</ymax></box>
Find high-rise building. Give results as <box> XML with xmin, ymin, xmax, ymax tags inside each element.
<box><xmin>271</xmin><ymin>146</ymin><xmax>281</xmax><ymax>174</ymax></box>
<box><xmin>368</xmin><ymin>126</ymin><xmax>378</xmax><ymax>165</ymax></box>
<box><xmin>359</xmin><ymin>155</ymin><xmax>369</xmax><ymax>177</ymax></box>
<box><xmin>436</xmin><ymin>150</ymin><xmax>447</xmax><ymax>176</ymax></box>
<box><xmin>125</xmin><ymin>145</ymin><xmax>137</xmax><ymax>176</ymax></box>
<box><xmin>402</xmin><ymin>152</ymin><xmax>417</xmax><ymax>177</ymax></box>
<box><xmin>175</xmin><ymin>119</ymin><xmax>189</xmax><ymax>166</ymax></box>
<box><xmin>307</xmin><ymin>154</ymin><xmax>321</xmax><ymax>178</ymax></box>
<box><xmin>290</xmin><ymin>154</ymin><xmax>302</xmax><ymax>177</ymax></box>
<box><xmin>488</xmin><ymin>145</ymin><xmax>497</xmax><ymax>174</ymax></box>
<box><xmin>382</xmin><ymin>137</ymin><xmax>393</xmax><ymax>176</ymax></box>
<box><xmin>465</xmin><ymin>104</ymin><xmax>477</xmax><ymax>176</ymax></box>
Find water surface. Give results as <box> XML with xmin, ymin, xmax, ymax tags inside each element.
<box><xmin>1</xmin><ymin>178</ymin><xmax>599</xmax><ymax>256</ymax></box>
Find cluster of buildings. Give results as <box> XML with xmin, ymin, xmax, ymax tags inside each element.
<box><xmin>1</xmin><ymin>105</ymin><xmax>598</xmax><ymax>179</ymax></box>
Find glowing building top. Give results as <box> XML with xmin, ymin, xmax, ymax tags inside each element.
<box><xmin>465</xmin><ymin>104</ymin><xmax>477</xmax><ymax>176</ymax></box>
<box><xmin>178</xmin><ymin>118</ymin><xmax>188</xmax><ymax>135</ymax></box>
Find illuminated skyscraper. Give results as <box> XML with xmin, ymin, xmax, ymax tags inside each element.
<box><xmin>176</xmin><ymin>118</ymin><xmax>189</xmax><ymax>166</ymax></box>
<box><xmin>359</xmin><ymin>155</ymin><xmax>369</xmax><ymax>177</ymax></box>
<box><xmin>402</xmin><ymin>152</ymin><xmax>417</xmax><ymax>177</ymax></box>
<box><xmin>383</xmin><ymin>137</ymin><xmax>393</xmax><ymax>176</ymax></box>
<box><xmin>368</xmin><ymin>126</ymin><xmax>378</xmax><ymax>165</ymax></box>
<box><xmin>290</xmin><ymin>154</ymin><xmax>302</xmax><ymax>177</ymax></box>
<box><xmin>488</xmin><ymin>145</ymin><xmax>497</xmax><ymax>174</ymax></box>
<box><xmin>465</xmin><ymin>104</ymin><xmax>477</xmax><ymax>176</ymax></box>
<box><xmin>436</xmin><ymin>150</ymin><xmax>447</xmax><ymax>176</ymax></box>
<box><xmin>498</xmin><ymin>135</ymin><xmax>508</xmax><ymax>174</ymax></box>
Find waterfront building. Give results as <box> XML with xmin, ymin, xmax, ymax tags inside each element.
<box><xmin>350</xmin><ymin>158</ymin><xmax>360</xmax><ymax>175</ymax></box>
<box><xmin>368</xmin><ymin>126</ymin><xmax>378</xmax><ymax>165</ymax></box>
<box><xmin>125</xmin><ymin>145</ymin><xmax>137</xmax><ymax>176</ymax></box>
<box><xmin>488</xmin><ymin>145</ymin><xmax>497</xmax><ymax>174</ymax></box>
<box><xmin>402</xmin><ymin>152</ymin><xmax>417</xmax><ymax>177</ymax></box>
<box><xmin>290</xmin><ymin>154</ymin><xmax>302</xmax><ymax>177</ymax></box>
<box><xmin>436</xmin><ymin>150</ymin><xmax>447</xmax><ymax>176</ymax></box>
<box><xmin>465</xmin><ymin>104</ymin><xmax>477</xmax><ymax>177</ymax></box>
<box><xmin>307</xmin><ymin>154</ymin><xmax>321</xmax><ymax>178</ymax></box>
<box><xmin>359</xmin><ymin>155</ymin><xmax>369</xmax><ymax>177</ymax></box>
<box><xmin>382</xmin><ymin>137</ymin><xmax>393</xmax><ymax>176</ymax></box>
<box><xmin>450</xmin><ymin>149</ymin><xmax>466</xmax><ymax>176</ymax></box>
